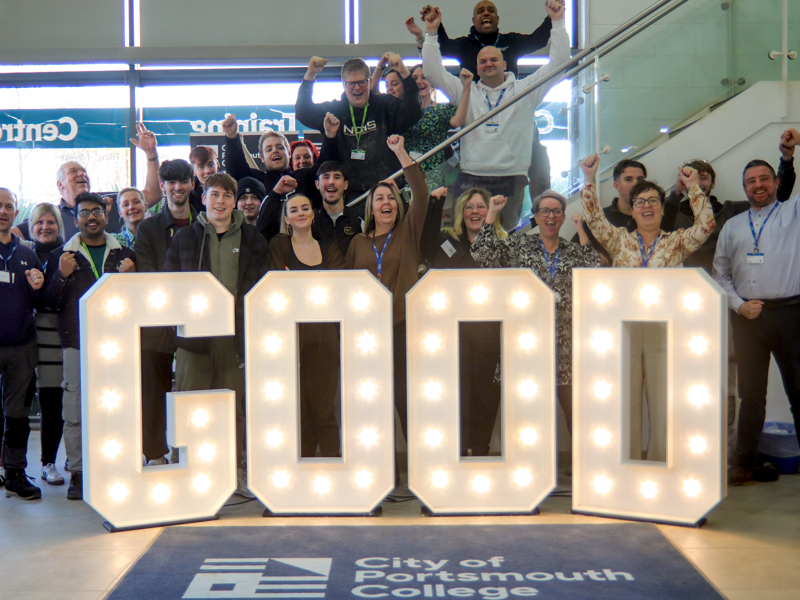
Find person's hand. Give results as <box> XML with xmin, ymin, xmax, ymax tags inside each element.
<box><xmin>431</xmin><ymin>187</ymin><xmax>448</xmax><ymax>201</ymax></box>
<box><xmin>679</xmin><ymin>165</ymin><xmax>700</xmax><ymax>190</ymax></box>
<box><xmin>222</xmin><ymin>114</ymin><xmax>239</xmax><ymax>139</ymax></box>
<box><xmin>780</xmin><ymin>127</ymin><xmax>800</xmax><ymax>160</ymax></box>
<box><xmin>386</xmin><ymin>135</ymin><xmax>405</xmax><ymax>154</ymax></box>
<box><xmin>545</xmin><ymin>0</ymin><xmax>565</xmax><ymax>21</ymax></box>
<box><xmin>488</xmin><ymin>195</ymin><xmax>507</xmax><ymax>217</ymax></box>
<box><xmin>459</xmin><ymin>69</ymin><xmax>474</xmax><ymax>86</ymax></box>
<box><xmin>323</xmin><ymin>112</ymin><xmax>340</xmax><ymax>138</ymax></box>
<box><xmin>377</xmin><ymin>52</ymin><xmax>392</xmax><ymax>69</ymax></box>
<box><xmin>674</xmin><ymin>170</ymin><xmax>686</xmax><ymax>196</ymax></box>
<box><xmin>102</xmin><ymin>196</ymin><xmax>114</xmax><ymax>216</ymax></box>
<box><xmin>130</xmin><ymin>123</ymin><xmax>157</xmax><ymax>157</ymax></box>
<box><xmin>581</xmin><ymin>154</ymin><xmax>600</xmax><ymax>183</ymax></box>
<box><xmin>274</xmin><ymin>176</ymin><xmax>298</xmax><ymax>196</ymax></box>
<box><xmin>423</xmin><ymin>5</ymin><xmax>442</xmax><ymax>33</ymax></box>
<box><xmin>385</xmin><ymin>52</ymin><xmax>409</xmax><ymax>78</ymax></box>
<box><xmin>738</xmin><ymin>300</ymin><xmax>764</xmax><ymax>320</ymax></box>
<box><xmin>379</xmin><ymin>178</ymin><xmax>401</xmax><ymax>195</ymax></box>
<box><xmin>405</xmin><ymin>17</ymin><xmax>423</xmax><ymax>39</ymax></box>
<box><xmin>25</xmin><ymin>268</ymin><xmax>44</xmax><ymax>290</ymax></box>
<box><xmin>118</xmin><ymin>258</ymin><xmax>135</xmax><ymax>273</ymax></box>
<box><xmin>59</xmin><ymin>252</ymin><xmax>77</xmax><ymax>278</ymax></box>
<box><xmin>572</xmin><ymin>212</ymin><xmax>584</xmax><ymax>229</ymax></box>
<box><xmin>304</xmin><ymin>56</ymin><xmax>329</xmax><ymax>81</ymax></box>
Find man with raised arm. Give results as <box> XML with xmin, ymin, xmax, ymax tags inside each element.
<box><xmin>295</xmin><ymin>54</ymin><xmax>423</xmax><ymax>197</ymax></box>
<box><xmin>421</xmin><ymin>0</ymin><xmax>569</xmax><ymax>230</ymax></box>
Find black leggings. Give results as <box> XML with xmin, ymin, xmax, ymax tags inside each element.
<box><xmin>38</xmin><ymin>386</ymin><xmax>64</xmax><ymax>466</ymax></box>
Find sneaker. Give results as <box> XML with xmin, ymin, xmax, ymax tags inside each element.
<box><xmin>145</xmin><ymin>457</ymin><xmax>168</xmax><ymax>467</ymax></box>
<box><xmin>4</xmin><ymin>469</ymin><xmax>42</xmax><ymax>500</ymax></box>
<box><xmin>234</xmin><ymin>468</ymin><xmax>255</xmax><ymax>499</ymax></box>
<box><xmin>67</xmin><ymin>471</ymin><xmax>83</xmax><ymax>500</ymax></box>
<box><xmin>41</xmin><ymin>463</ymin><xmax>65</xmax><ymax>485</ymax></box>
<box><xmin>0</xmin><ymin>466</ymin><xmax>5</xmax><ymax>487</ymax></box>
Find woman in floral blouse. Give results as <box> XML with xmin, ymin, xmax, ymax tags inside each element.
<box><xmin>471</xmin><ymin>190</ymin><xmax>601</xmax><ymax>438</ymax></box>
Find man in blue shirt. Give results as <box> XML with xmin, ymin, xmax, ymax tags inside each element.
<box><xmin>713</xmin><ymin>160</ymin><xmax>800</xmax><ymax>485</ymax></box>
<box><xmin>0</xmin><ymin>188</ymin><xmax>46</xmax><ymax>500</ymax></box>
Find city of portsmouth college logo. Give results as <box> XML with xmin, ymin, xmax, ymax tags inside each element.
<box><xmin>183</xmin><ymin>557</ymin><xmax>332</xmax><ymax>599</ymax></box>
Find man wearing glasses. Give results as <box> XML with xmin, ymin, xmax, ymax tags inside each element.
<box><xmin>295</xmin><ymin>54</ymin><xmax>423</xmax><ymax>199</ymax></box>
<box><xmin>42</xmin><ymin>192</ymin><xmax>135</xmax><ymax>500</ymax></box>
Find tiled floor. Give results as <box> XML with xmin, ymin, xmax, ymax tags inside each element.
<box><xmin>2</xmin><ymin>433</ymin><xmax>799</xmax><ymax>600</ymax></box>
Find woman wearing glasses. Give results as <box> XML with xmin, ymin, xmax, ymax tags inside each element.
<box><xmin>579</xmin><ymin>153</ymin><xmax>714</xmax><ymax>463</ymax></box>
<box><xmin>472</xmin><ymin>190</ymin><xmax>601</xmax><ymax>442</ymax></box>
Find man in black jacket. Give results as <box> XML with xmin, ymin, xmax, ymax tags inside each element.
<box><xmin>43</xmin><ymin>193</ymin><xmax>135</xmax><ymax>500</ymax></box>
<box><xmin>295</xmin><ymin>54</ymin><xmax>423</xmax><ymax>197</ymax></box>
<box><xmin>134</xmin><ymin>159</ymin><xmax>199</xmax><ymax>467</ymax></box>
<box><xmin>164</xmin><ymin>172</ymin><xmax>269</xmax><ymax>498</ymax></box>
<box><xmin>313</xmin><ymin>161</ymin><xmax>364</xmax><ymax>256</ymax></box>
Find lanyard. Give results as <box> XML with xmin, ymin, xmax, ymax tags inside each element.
<box><xmin>637</xmin><ymin>232</ymin><xmax>660</xmax><ymax>268</ymax></box>
<box><xmin>349</xmin><ymin>103</ymin><xmax>370</xmax><ymax>148</ymax></box>
<box><xmin>123</xmin><ymin>228</ymin><xmax>133</xmax><ymax>247</ymax></box>
<box><xmin>484</xmin><ymin>88</ymin><xmax>506</xmax><ymax>112</ymax></box>
<box><xmin>372</xmin><ymin>230</ymin><xmax>393</xmax><ymax>280</ymax></box>
<box><xmin>80</xmin><ymin>241</ymin><xmax>102</xmax><ymax>279</ymax></box>
<box><xmin>539</xmin><ymin>238</ymin><xmax>559</xmax><ymax>283</ymax></box>
<box><xmin>748</xmin><ymin>202</ymin><xmax>779</xmax><ymax>252</ymax></box>
<box><xmin>0</xmin><ymin>243</ymin><xmax>18</xmax><ymax>272</ymax></box>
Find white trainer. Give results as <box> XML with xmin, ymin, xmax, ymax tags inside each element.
<box><xmin>41</xmin><ymin>463</ymin><xmax>65</xmax><ymax>485</ymax></box>
<box><xmin>145</xmin><ymin>457</ymin><xmax>168</xmax><ymax>467</ymax></box>
<box><xmin>234</xmin><ymin>468</ymin><xmax>255</xmax><ymax>499</ymax></box>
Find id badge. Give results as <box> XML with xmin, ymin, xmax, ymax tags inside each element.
<box><xmin>746</xmin><ymin>253</ymin><xmax>764</xmax><ymax>265</ymax></box>
<box><xmin>485</xmin><ymin>123</ymin><xmax>500</xmax><ymax>134</ymax></box>
<box><xmin>0</xmin><ymin>271</ymin><xmax>10</xmax><ymax>284</ymax></box>
<box><xmin>351</xmin><ymin>150</ymin><xmax>366</xmax><ymax>161</ymax></box>
<box><xmin>441</xmin><ymin>239</ymin><xmax>457</xmax><ymax>258</ymax></box>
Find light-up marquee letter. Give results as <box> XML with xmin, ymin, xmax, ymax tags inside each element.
<box><xmin>81</xmin><ymin>273</ymin><xmax>237</xmax><ymax>530</ymax></box>
<box><xmin>572</xmin><ymin>269</ymin><xmax>727</xmax><ymax>525</ymax></box>
<box><xmin>245</xmin><ymin>271</ymin><xmax>394</xmax><ymax>514</ymax></box>
<box><xmin>407</xmin><ymin>269</ymin><xmax>556</xmax><ymax>514</ymax></box>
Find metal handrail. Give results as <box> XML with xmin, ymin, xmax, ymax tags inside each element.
<box><xmin>347</xmin><ymin>0</ymin><xmax>691</xmax><ymax>207</ymax></box>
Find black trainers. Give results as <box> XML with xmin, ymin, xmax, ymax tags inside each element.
<box><xmin>4</xmin><ymin>469</ymin><xmax>42</xmax><ymax>500</ymax></box>
<box><xmin>67</xmin><ymin>471</ymin><xmax>83</xmax><ymax>500</ymax></box>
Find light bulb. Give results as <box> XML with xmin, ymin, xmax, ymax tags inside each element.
<box><xmin>352</xmin><ymin>292</ymin><xmax>370</xmax><ymax>311</ymax></box>
<box><xmin>100</xmin><ymin>341</ymin><xmax>120</xmax><ymax>360</ymax></box>
<box><xmin>105</xmin><ymin>296</ymin><xmax>125</xmax><ymax>316</ymax></box>
<box><xmin>593</xmin><ymin>380</ymin><xmax>611</xmax><ymax>400</ymax></box>
<box><xmin>683</xmin><ymin>479</ymin><xmax>701</xmax><ymax>497</ymax></box>
<box><xmin>472</xmin><ymin>475</ymin><xmax>491</xmax><ymax>494</ymax></box>
<box><xmin>359</xmin><ymin>428</ymin><xmax>379</xmax><ymax>447</ymax></box>
<box><xmin>191</xmin><ymin>409</ymin><xmax>209</xmax><ymax>427</ymax></box>
<box><xmin>198</xmin><ymin>443</ymin><xmax>215</xmax><ymax>462</ymax></box>
<box><xmin>101</xmin><ymin>390</ymin><xmax>121</xmax><ymax>409</ymax></box>
<box><xmin>265</xmin><ymin>429</ymin><xmax>284</xmax><ymax>448</ymax></box>
<box><xmin>424</xmin><ymin>381</ymin><xmax>442</xmax><ymax>400</ymax></box>
<box><xmin>102</xmin><ymin>440</ymin><xmax>121</xmax><ymax>459</ymax></box>
<box><xmin>190</xmin><ymin>295</ymin><xmax>208</xmax><ymax>314</ymax></box>
<box><xmin>520</xmin><ymin>428</ymin><xmax>538</xmax><ymax>446</ymax></box>
<box><xmin>429</xmin><ymin>293</ymin><xmax>447</xmax><ymax>311</ymax></box>
<box><xmin>640</xmin><ymin>285</ymin><xmax>659</xmax><ymax>305</ymax></box>
<box><xmin>108</xmin><ymin>482</ymin><xmax>128</xmax><ymax>502</ymax></box>
<box><xmin>512</xmin><ymin>291</ymin><xmax>530</xmax><ymax>309</ymax></box>
<box><xmin>263</xmin><ymin>335</ymin><xmax>282</xmax><ymax>354</ymax></box>
<box><xmin>273</xmin><ymin>470</ymin><xmax>290</xmax><ymax>488</ymax></box>
<box><xmin>423</xmin><ymin>334</ymin><xmax>441</xmax><ymax>352</ymax></box>
<box><xmin>470</xmin><ymin>286</ymin><xmax>489</xmax><ymax>304</ymax></box>
<box><xmin>640</xmin><ymin>480</ymin><xmax>658</xmax><ymax>499</ymax></box>
<box><xmin>193</xmin><ymin>474</ymin><xmax>211</xmax><ymax>493</ymax></box>
<box><xmin>309</xmin><ymin>287</ymin><xmax>328</xmax><ymax>305</ymax></box>
<box><xmin>357</xmin><ymin>333</ymin><xmax>377</xmax><ymax>354</ymax></box>
<box><xmin>514</xmin><ymin>468</ymin><xmax>532</xmax><ymax>486</ymax></box>
<box><xmin>518</xmin><ymin>379</ymin><xmax>537</xmax><ymax>399</ymax></box>
<box><xmin>424</xmin><ymin>429</ymin><xmax>443</xmax><ymax>447</ymax></box>
<box><xmin>519</xmin><ymin>333</ymin><xmax>537</xmax><ymax>351</ymax></box>
<box><xmin>593</xmin><ymin>284</ymin><xmax>611</xmax><ymax>304</ymax></box>
<box><xmin>688</xmin><ymin>385</ymin><xmax>710</xmax><ymax>407</ymax></box>
<box><xmin>593</xmin><ymin>475</ymin><xmax>612</xmax><ymax>494</ymax></box>
<box><xmin>683</xmin><ymin>292</ymin><xmax>701</xmax><ymax>311</ymax></box>
<box><xmin>354</xmin><ymin>470</ymin><xmax>372</xmax><ymax>489</ymax></box>
<box><xmin>591</xmin><ymin>331</ymin><xmax>612</xmax><ymax>353</ymax></box>
<box><xmin>148</xmin><ymin>289</ymin><xmax>167</xmax><ymax>309</ymax></box>
<box><xmin>359</xmin><ymin>381</ymin><xmax>377</xmax><ymax>400</ymax></box>
<box><xmin>593</xmin><ymin>428</ymin><xmax>612</xmax><ymax>447</ymax></box>
<box><xmin>431</xmin><ymin>470</ymin><xmax>449</xmax><ymax>488</ymax></box>
<box><xmin>688</xmin><ymin>436</ymin><xmax>707</xmax><ymax>454</ymax></box>
<box><xmin>688</xmin><ymin>336</ymin><xmax>708</xmax><ymax>355</ymax></box>
<box><xmin>269</xmin><ymin>293</ymin><xmax>287</xmax><ymax>312</ymax></box>
<box><xmin>313</xmin><ymin>477</ymin><xmax>331</xmax><ymax>495</ymax></box>
<box><xmin>152</xmin><ymin>484</ymin><xmax>171</xmax><ymax>503</ymax></box>
<box><xmin>264</xmin><ymin>382</ymin><xmax>283</xmax><ymax>401</ymax></box>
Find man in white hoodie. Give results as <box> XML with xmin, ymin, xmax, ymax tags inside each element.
<box><xmin>422</xmin><ymin>0</ymin><xmax>569</xmax><ymax>230</ymax></box>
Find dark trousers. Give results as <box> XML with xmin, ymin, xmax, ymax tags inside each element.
<box><xmin>38</xmin><ymin>386</ymin><xmax>63</xmax><ymax>466</ymax></box>
<box><xmin>731</xmin><ymin>304</ymin><xmax>800</xmax><ymax>470</ymax></box>
<box><xmin>453</xmin><ymin>172</ymin><xmax>529</xmax><ymax>231</ymax></box>
<box><xmin>459</xmin><ymin>323</ymin><xmax>502</xmax><ymax>456</ymax></box>
<box><xmin>557</xmin><ymin>384</ymin><xmax>573</xmax><ymax>436</ymax></box>
<box><xmin>299</xmin><ymin>324</ymin><xmax>341</xmax><ymax>457</ymax></box>
<box><xmin>141</xmin><ymin>349</ymin><xmax>173</xmax><ymax>462</ymax></box>
<box><xmin>393</xmin><ymin>321</ymin><xmax>408</xmax><ymax>445</ymax></box>
<box><xmin>0</xmin><ymin>341</ymin><xmax>38</xmax><ymax>471</ymax></box>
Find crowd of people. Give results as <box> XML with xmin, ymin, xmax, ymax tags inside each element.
<box><xmin>1</xmin><ymin>0</ymin><xmax>799</xmax><ymax>505</ymax></box>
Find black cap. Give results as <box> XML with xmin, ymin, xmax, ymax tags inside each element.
<box><xmin>236</xmin><ymin>177</ymin><xmax>266</xmax><ymax>201</ymax></box>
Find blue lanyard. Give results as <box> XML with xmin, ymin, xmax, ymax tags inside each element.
<box><xmin>539</xmin><ymin>238</ymin><xmax>559</xmax><ymax>283</ymax></box>
<box><xmin>747</xmin><ymin>202</ymin><xmax>779</xmax><ymax>252</ymax></box>
<box><xmin>372</xmin><ymin>230</ymin><xmax>393</xmax><ymax>280</ymax></box>
<box><xmin>0</xmin><ymin>243</ymin><xmax>18</xmax><ymax>272</ymax></box>
<box><xmin>123</xmin><ymin>228</ymin><xmax>133</xmax><ymax>247</ymax></box>
<box><xmin>637</xmin><ymin>232</ymin><xmax>660</xmax><ymax>268</ymax></box>
<box><xmin>485</xmin><ymin>88</ymin><xmax>506</xmax><ymax>112</ymax></box>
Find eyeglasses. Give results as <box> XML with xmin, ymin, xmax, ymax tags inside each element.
<box><xmin>343</xmin><ymin>79</ymin><xmax>369</xmax><ymax>89</ymax></box>
<box><xmin>632</xmin><ymin>197</ymin><xmax>661</xmax><ymax>208</ymax></box>
<box><xmin>536</xmin><ymin>208</ymin><xmax>564</xmax><ymax>217</ymax></box>
<box><xmin>77</xmin><ymin>208</ymin><xmax>105</xmax><ymax>218</ymax></box>
<box><xmin>464</xmin><ymin>204</ymin><xmax>487</xmax><ymax>212</ymax></box>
